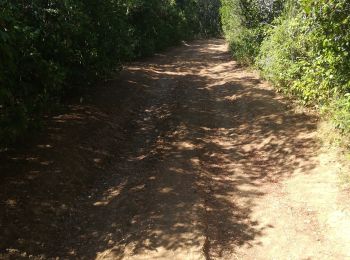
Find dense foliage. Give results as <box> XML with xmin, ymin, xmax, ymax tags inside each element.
<box><xmin>221</xmin><ymin>0</ymin><xmax>350</xmax><ymax>134</ymax></box>
<box><xmin>0</xmin><ymin>0</ymin><xmax>221</xmax><ymax>146</ymax></box>
<box><xmin>220</xmin><ymin>0</ymin><xmax>284</xmax><ymax>64</ymax></box>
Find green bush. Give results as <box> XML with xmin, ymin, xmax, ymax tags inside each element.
<box><xmin>256</xmin><ymin>0</ymin><xmax>350</xmax><ymax>132</ymax></box>
<box><xmin>222</xmin><ymin>0</ymin><xmax>350</xmax><ymax>134</ymax></box>
<box><xmin>328</xmin><ymin>95</ymin><xmax>350</xmax><ymax>134</ymax></box>
<box><xmin>0</xmin><ymin>0</ymin><xmax>221</xmax><ymax>146</ymax></box>
<box><xmin>257</xmin><ymin>10</ymin><xmax>307</xmax><ymax>94</ymax></box>
<box><xmin>220</xmin><ymin>0</ymin><xmax>284</xmax><ymax>64</ymax></box>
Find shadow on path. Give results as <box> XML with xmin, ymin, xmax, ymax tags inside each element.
<box><xmin>0</xmin><ymin>39</ymin><xmax>319</xmax><ymax>259</ymax></box>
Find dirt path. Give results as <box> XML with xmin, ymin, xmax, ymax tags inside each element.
<box><xmin>1</xmin><ymin>39</ymin><xmax>350</xmax><ymax>259</ymax></box>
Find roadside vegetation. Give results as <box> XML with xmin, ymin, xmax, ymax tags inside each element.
<box><xmin>221</xmin><ymin>0</ymin><xmax>350</xmax><ymax>149</ymax></box>
<box><xmin>2</xmin><ymin>0</ymin><xmax>349</xmax><ymax>154</ymax></box>
<box><xmin>0</xmin><ymin>0</ymin><xmax>221</xmax><ymax>147</ymax></box>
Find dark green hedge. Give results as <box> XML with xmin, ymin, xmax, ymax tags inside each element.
<box><xmin>0</xmin><ymin>0</ymin><xmax>221</xmax><ymax>146</ymax></box>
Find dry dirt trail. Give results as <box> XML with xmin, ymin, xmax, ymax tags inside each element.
<box><xmin>1</xmin><ymin>39</ymin><xmax>350</xmax><ymax>259</ymax></box>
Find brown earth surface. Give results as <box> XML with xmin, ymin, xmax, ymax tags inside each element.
<box><xmin>1</xmin><ymin>39</ymin><xmax>350</xmax><ymax>259</ymax></box>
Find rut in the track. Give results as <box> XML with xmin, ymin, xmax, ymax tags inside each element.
<box><xmin>1</xmin><ymin>39</ymin><xmax>350</xmax><ymax>260</ymax></box>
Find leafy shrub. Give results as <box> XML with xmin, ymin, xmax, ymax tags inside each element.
<box><xmin>256</xmin><ymin>0</ymin><xmax>350</xmax><ymax>133</ymax></box>
<box><xmin>257</xmin><ymin>9</ymin><xmax>307</xmax><ymax>93</ymax></box>
<box><xmin>220</xmin><ymin>0</ymin><xmax>349</xmax><ymax>134</ymax></box>
<box><xmin>220</xmin><ymin>0</ymin><xmax>284</xmax><ymax>64</ymax></box>
<box><xmin>287</xmin><ymin>0</ymin><xmax>350</xmax><ymax>104</ymax></box>
<box><xmin>328</xmin><ymin>95</ymin><xmax>350</xmax><ymax>134</ymax></box>
<box><xmin>0</xmin><ymin>0</ymin><xmax>221</xmax><ymax>146</ymax></box>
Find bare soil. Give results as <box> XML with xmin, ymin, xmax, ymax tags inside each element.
<box><xmin>1</xmin><ymin>39</ymin><xmax>350</xmax><ymax>259</ymax></box>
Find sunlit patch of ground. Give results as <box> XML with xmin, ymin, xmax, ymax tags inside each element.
<box><xmin>1</xmin><ymin>39</ymin><xmax>349</xmax><ymax>260</ymax></box>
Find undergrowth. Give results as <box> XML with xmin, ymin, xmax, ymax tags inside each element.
<box><xmin>0</xmin><ymin>0</ymin><xmax>222</xmax><ymax>147</ymax></box>
<box><xmin>221</xmin><ymin>0</ymin><xmax>350</xmax><ymax>155</ymax></box>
